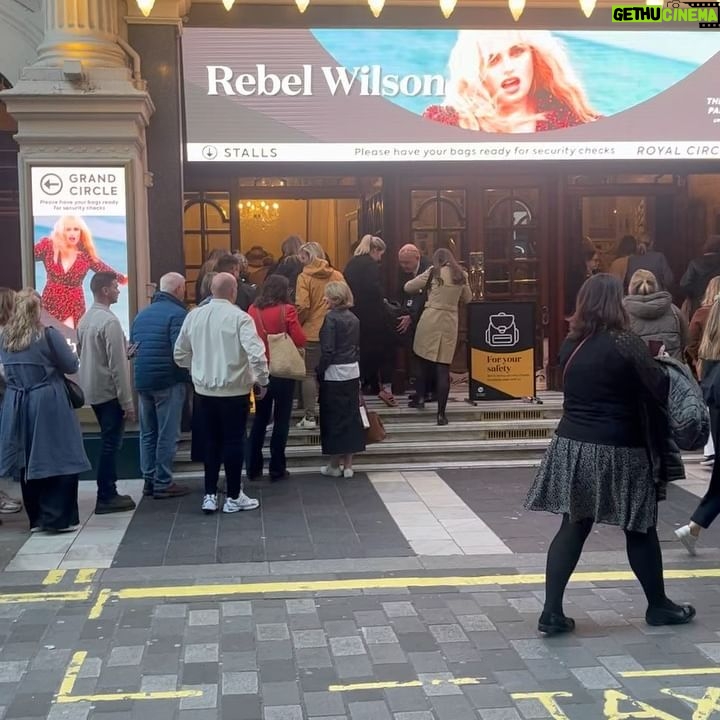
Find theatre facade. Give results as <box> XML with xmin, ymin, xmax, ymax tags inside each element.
<box><xmin>2</xmin><ymin>0</ymin><xmax>720</xmax><ymax>389</ymax></box>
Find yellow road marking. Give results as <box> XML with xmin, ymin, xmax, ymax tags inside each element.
<box><xmin>621</xmin><ymin>667</ymin><xmax>720</xmax><ymax>678</ymax></box>
<box><xmin>57</xmin><ymin>690</ymin><xmax>203</xmax><ymax>704</ymax></box>
<box><xmin>0</xmin><ymin>589</ymin><xmax>91</xmax><ymax>604</ymax></box>
<box><xmin>57</xmin><ymin>651</ymin><xmax>86</xmax><ymax>697</ymax></box>
<box><xmin>55</xmin><ymin>649</ymin><xmax>203</xmax><ymax>704</ymax></box>
<box><xmin>74</xmin><ymin>569</ymin><xmax>97</xmax><ymax>584</ymax></box>
<box><xmin>42</xmin><ymin>570</ymin><xmax>66</xmax><ymax>586</ymax></box>
<box><xmin>88</xmin><ymin>588</ymin><xmax>112</xmax><ymax>620</ymax></box>
<box><xmin>329</xmin><ymin>677</ymin><xmax>484</xmax><ymax>692</ymax></box>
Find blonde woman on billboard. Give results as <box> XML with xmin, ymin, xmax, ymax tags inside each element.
<box><xmin>34</xmin><ymin>215</ymin><xmax>127</xmax><ymax>329</ymax></box>
<box><xmin>424</xmin><ymin>30</ymin><xmax>598</xmax><ymax>133</ymax></box>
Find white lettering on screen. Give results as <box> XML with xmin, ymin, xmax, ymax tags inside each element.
<box><xmin>206</xmin><ymin>64</ymin><xmax>446</xmax><ymax>98</ymax></box>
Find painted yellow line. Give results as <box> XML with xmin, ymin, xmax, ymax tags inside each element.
<box><xmin>57</xmin><ymin>651</ymin><xmax>86</xmax><ymax>697</ymax></box>
<box><xmin>0</xmin><ymin>589</ymin><xmax>92</xmax><ymax>604</ymax></box>
<box><xmin>621</xmin><ymin>667</ymin><xmax>720</xmax><ymax>678</ymax></box>
<box><xmin>74</xmin><ymin>569</ymin><xmax>97</xmax><ymax>584</ymax></box>
<box><xmin>88</xmin><ymin>588</ymin><xmax>112</xmax><ymax>620</ymax></box>
<box><xmin>42</xmin><ymin>570</ymin><xmax>66</xmax><ymax>586</ymax></box>
<box><xmin>329</xmin><ymin>677</ymin><xmax>484</xmax><ymax>693</ymax></box>
<box><xmin>57</xmin><ymin>690</ymin><xmax>203</xmax><ymax>704</ymax></box>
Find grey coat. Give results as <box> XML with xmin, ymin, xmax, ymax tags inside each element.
<box><xmin>623</xmin><ymin>291</ymin><xmax>688</xmax><ymax>362</ymax></box>
<box><xmin>0</xmin><ymin>328</ymin><xmax>91</xmax><ymax>480</ymax></box>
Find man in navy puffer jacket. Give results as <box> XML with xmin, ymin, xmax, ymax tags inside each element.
<box><xmin>130</xmin><ymin>273</ymin><xmax>191</xmax><ymax>499</ymax></box>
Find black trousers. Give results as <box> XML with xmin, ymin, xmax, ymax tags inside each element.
<box><xmin>197</xmin><ymin>394</ymin><xmax>249</xmax><ymax>499</ymax></box>
<box><xmin>691</xmin><ymin>406</ymin><xmax>720</xmax><ymax>528</ymax></box>
<box><xmin>20</xmin><ymin>471</ymin><xmax>79</xmax><ymax>532</ymax></box>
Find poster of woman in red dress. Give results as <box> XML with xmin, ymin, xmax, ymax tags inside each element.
<box><xmin>34</xmin><ymin>215</ymin><xmax>127</xmax><ymax>330</ymax></box>
<box><xmin>423</xmin><ymin>30</ymin><xmax>600</xmax><ymax>133</ymax></box>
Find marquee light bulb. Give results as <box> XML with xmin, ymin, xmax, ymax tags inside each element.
<box><xmin>295</xmin><ymin>0</ymin><xmax>310</xmax><ymax>12</ymax></box>
<box><xmin>222</xmin><ymin>0</ymin><xmax>235</xmax><ymax>9</ymax></box>
<box><xmin>439</xmin><ymin>0</ymin><xmax>457</xmax><ymax>19</ymax></box>
<box><xmin>508</xmin><ymin>0</ymin><xmax>525</xmax><ymax>21</ymax></box>
<box><xmin>579</xmin><ymin>0</ymin><xmax>596</xmax><ymax>17</ymax></box>
<box><xmin>135</xmin><ymin>0</ymin><xmax>155</xmax><ymax>16</ymax></box>
<box><xmin>368</xmin><ymin>0</ymin><xmax>385</xmax><ymax>18</ymax></box>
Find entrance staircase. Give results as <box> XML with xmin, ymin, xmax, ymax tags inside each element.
<box><xmin>173</xmin><ymin>391</ymin><xmax>565</xmax><ymax>474</ymax></box>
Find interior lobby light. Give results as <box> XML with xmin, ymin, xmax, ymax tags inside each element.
<box><xmin>296</xmin><ymin>0</ymin><xmax>310</xmax><ymax>11</ymax></box>
<box><xmin>439</xmin><ymin>0</ymin><xmax>457</xmax><ymax>19</ymax></box>
<box><xmin>579</xmin><ymin>0</ymin><xmax>597</xmax><ymax>17</ymax></box>
<box><xmin>222</xmin><ymin>0</ymin><xmax>235</xmax><ymax>9</ymax></box>
<box><xmin>238</xmin><ymin>200</ymin><xmax>281</xmax><ymax>226</ymax></box>
<box><xmin>368</xmin><ymin>0</ymin><xmax>385</xmax><ymax>18</ymax></box>
<box><xmin>508</xmin><ymin>0</ymin><xmax>525</xmax><ymax>21</ymax></box>
<box><xmin>135</xmin><ymin>0</ymin><xmax>155</xmax><ymax>17</ymax></box>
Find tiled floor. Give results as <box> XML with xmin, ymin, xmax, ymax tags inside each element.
<box><xmin>369</xmin><ymin>471</ymin><xmax>512</xmax><ymax>556</ymax></box>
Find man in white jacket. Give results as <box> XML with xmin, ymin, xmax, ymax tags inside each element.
<box><xmin>174</xmin><ymin>272</ymin><xmax>269</xmax><ymax>514</ymax></box>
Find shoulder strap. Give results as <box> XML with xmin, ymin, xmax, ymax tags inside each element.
<box><xmin>563</xmin><ymin>336</ymin><xmax>589</xmax><ymax>384</ymax></box>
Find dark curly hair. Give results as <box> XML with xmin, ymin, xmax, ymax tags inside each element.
<box><xmin>568</xmin><ymin>273</ymin><xmax>628</xmax><ymax>341</ymax></box>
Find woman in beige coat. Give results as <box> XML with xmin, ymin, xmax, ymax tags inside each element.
<box><xmin>404</xmin><ymin>248</ymin><xmax>471</xmax><ymax>425</ymax></box>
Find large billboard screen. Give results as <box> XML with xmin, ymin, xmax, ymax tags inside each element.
<box><xmin>182</xmin><ymin>28</ymin><xmax>720</xmax><ymax>162</ymax></box>
<box><xmin>30</xmin><ymin>166</ymin><xmax>130</xmax><ymax>346</ymax></box>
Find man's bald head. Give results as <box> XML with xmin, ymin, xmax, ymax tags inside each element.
<box><xmin>211</xmin><ymin>272</ymin><xmax>238</xmax><ymax>302</ymax></box>
<box><xmin>398</xmin><ymin>244</ymin><xmax>421</xmax><ymax>274</ymax></box>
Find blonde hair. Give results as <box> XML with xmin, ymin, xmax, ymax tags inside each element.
<box><xmin>52</xmin><ymin>215</ymin><xmax>98</xmax><ymax>263</ymax></box>
<box><xmin>299</xmin><ymin>242</ymin><xmax>326</xmax><ymax>263</ymax></box>
<box><xmin>2</xmin><ymin>289</ymin><xmax>42</xmax><ymax>353</ymax></box>
<box><xmin>700</xmin><ymin>297</ymin><xmax>720</xmax><ymax>364</ymax></box>
<box><xmin>443</xmin><ymin>30</ymin><xmax>597</xmax><ymax>133</ymax></box>
<box><xmin>628</xmin><ymin>269</ymin><xmax>659</xmax><ymax>297</ymax></box>
<box><xmin>0</xmin><ymin>288</ymin><xmax>16</xmax><ymax>327</ymax></box>
<box><xmin>324</xmin><ymin>281</ymin><xmax>354</xmax><ymax>309</ymax></box>
<box><xmin>702</xmin><ymin>276</ymin><xmax>720</xmax><ymax>307</ymax></box>
<box><xmin>354</xmin><ymin>234</ymin><xmax>386</xmax><ymax>257</ymax></box>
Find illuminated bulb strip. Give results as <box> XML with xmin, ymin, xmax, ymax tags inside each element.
<box><xmin>579</xmin><ymin>0</ymin><xmax>596</xmax><ymax>17</ymax></box>
<box><xmin>439</xmin><ymin>0</ymin><xmax>457</xmax><ymax>18</ymax></box>
<box><xmin>222</xmin><ymin>0</ymin><xmax>234</xmax><ymax>9</ymax></box>
<box><xmin>368</xmin><ymin>0</ymin><xmax>385</xmax><ymax>18</ymax></box>
<box><xmin>136</xmin><ymin>0</ymin><xmax>155</xmax><ymax>16</ymax></box>
<box><xmin>508</xmin><ymin>0</ymin><xmax>525</xmax><ymax>21</ymax></box>
<box><xmin>296</xmin><ymin>0</ymin><xmax>310</xmax><ymax>11</ymax></box>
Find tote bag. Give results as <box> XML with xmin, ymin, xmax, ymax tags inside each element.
<box><xmin>257</xmin><ymin>306</ymin><xmax>306</xmax><ymax>381</ymax></box>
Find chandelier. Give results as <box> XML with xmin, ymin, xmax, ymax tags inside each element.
<box><xmin>136</xmin><ymin>0</ymin><xmax>601</xmax><ymax>21</ymax></box>
<box><xmin>238</xmin><ymin>200</ymin><xmax>280</xmax><ymax>227</ymax></box>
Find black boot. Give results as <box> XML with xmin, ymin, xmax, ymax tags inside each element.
<box><xmin>538</xmin><ymin>612</ymin><xmax>575</xmax><ymax>635</ymax></box>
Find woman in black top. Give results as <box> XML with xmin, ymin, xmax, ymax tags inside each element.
<box><xmin>526</xmin><ymin>274</ymin><xmax>695</xmax><ymax>634</ymax></box>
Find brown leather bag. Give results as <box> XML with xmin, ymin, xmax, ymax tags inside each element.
<box><xmin>365</xmin><ymin>410</ymin><xmax>386</xmax><ymax>444</ymax></box>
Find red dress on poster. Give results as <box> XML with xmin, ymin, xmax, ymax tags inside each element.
<box><xmin>34</xmin><ymin>236</ymin><xmax>126</xmax><ymax>328</ymax></box>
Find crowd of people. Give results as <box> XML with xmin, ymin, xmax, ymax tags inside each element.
<box><xmin>0</xmin><ymin>234</ymin><xmax>471</xmax><ymax>526</ymax></box>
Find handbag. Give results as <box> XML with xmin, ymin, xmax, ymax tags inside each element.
<box><xmin>45</xmin><ymin>328</ymin><xmax>85</xmax><ymax>409</ymax></box>
<box><xmin>256</xmin><ymin>306</ymin><xmax>306</xmax><ymax>381</ymax></box>
<box><xmin>359</xmin><ymin>393</ymin><xmax>386</xmax><ymax>444</ymax></box>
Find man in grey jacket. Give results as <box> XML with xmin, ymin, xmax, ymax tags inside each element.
<box><xmin>77</xmin><ymin>272</ymin><xmax>136</xmax><ymax>515</ymax></box>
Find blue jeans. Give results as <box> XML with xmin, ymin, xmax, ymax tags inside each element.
<box><xmin>91</xmin><ymin>398</ymin><xmax>125</xmax><ymax>503</ymax></box>
<box><xmin>247</xmin><ymin>377</ymin><xmax>295</xmax><ymax>479</ymax></box>
<box><xmin>139</xmin><ymin>384</ymin><xmax>186</xmax><ymax>492</ymax></box>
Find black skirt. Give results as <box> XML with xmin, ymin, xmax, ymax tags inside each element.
<box><xmin>319</xmin><ymin>379</ymin><xmax>366</xmax><ymax>456</ymax></box>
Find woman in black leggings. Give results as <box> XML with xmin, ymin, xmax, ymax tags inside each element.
<box><xmin>526</xmin><ymin>273</ymin><xmax>694</xmax><ymax>635</ymax></box>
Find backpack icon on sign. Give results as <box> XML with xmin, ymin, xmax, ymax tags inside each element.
<box><xmin>486</xmin><ymin>312</ymin><xmax>519</xmax><ymax>348</ymax></box>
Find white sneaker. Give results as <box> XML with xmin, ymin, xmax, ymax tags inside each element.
<box><xmin>223</xmin><ymin>491</ymin><xmax>260</xmax><ymax>513</ymax></box>
<box><xmin>296</xmin><ymin>417</ymin><xmax>317</xmax><ymax>430</ymax></box>
<box><xmin>321</xmin><ymin>465</ymin><xmax>342</xmax><ymax>478</ymax></box>
<box><xmin>202</xmin><ymin>494</ymin><xmax>218</xmax><ymax>514</ymax></box>
<box><xmin>343</xmin><ymin>468</ymin><xmax>354</xmax><ymax>479</ymax></box>
<box><xmin>675</xmin><ymin>525</ymin><xmax>698</xmax><ymax>556</ymax></box>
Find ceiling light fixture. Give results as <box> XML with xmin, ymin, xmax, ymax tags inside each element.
<box><xmin>222</xmin><ymin>0</ymin><xmax>235</xmax><ymax>9</ymax></box>
<box><xmin>135</xmin><ymin>0</ymin><xmax>155</xmax><ymax>17</ymax></box>
<box><xmin>368</xmin><ymin>0</ymin><xmax>385</xmax><ymax>18</ymax></box>
<box><xmin>439</xmin><ymin>0</ymin><xmax>457</xmax><ymax>19</ymax></box>
<box><xmin>508</xmin><ymin>0</ymin><xmax>525</xmax><ymax>21</ymax></box>
<box><xmin>579</xmin><ymin>0</ymin><xmax>597</xmax><ymax>17</ymax></box>
<box><xmin>296</xmin><ymin>0</ymin><xmax>310</xmax><ymax>11</ymax></box>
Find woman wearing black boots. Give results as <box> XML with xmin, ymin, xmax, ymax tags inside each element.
<box><xmin>403</xmin><ymin>248</ymin><xmax>470</xmax><ymax>425</ymax></box>
<box><xmin>525</xmin><ymin>273</ymin><xmax>695</xmax><ymax>635</ymax></box>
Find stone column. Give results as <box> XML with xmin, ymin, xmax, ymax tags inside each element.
<box><xmin>1</xmin><ymin>0</ymin><xmax>156</xmax><ymax>315</ymax></box>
